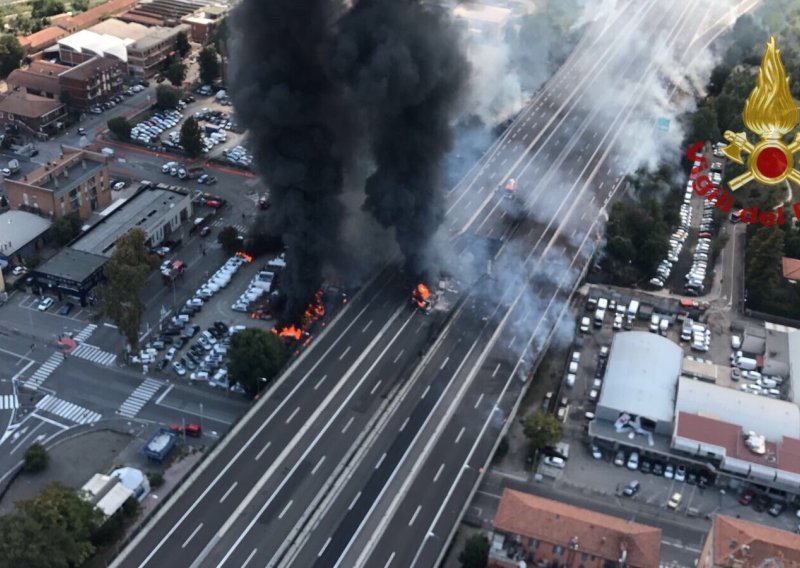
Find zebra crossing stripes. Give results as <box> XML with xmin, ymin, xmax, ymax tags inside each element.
<box><xmin>0</xmin><ymin>395</ymin><xmax>19</xmax><ymax>410</ymax></box>
<box><xmin>24</xmin><ymin>352</ymin><xmax>65</xmax><ymax>389</ymax></box>
<box><xmin>36</xmin><ymin>395</ymin><xmax>101</xmax><ymax>425</ymax></box>
<box><xmin>71</xmin><ymin>343</ymin><xmax>117</xmax><ymax>366</ymax></box>
<box><xmin>211</xmin><ymin>219</ymin><xmax>246</xmax><ymax>234</ymax></box>
<box><xmin>118</xmin><ymin>378</ymin><xmax>162</xmax><ymax>419</ymax></box>
<box><xmin>73</xmin><ymin>323</ymin><xmax>98</xmax><ymax>343</ymax></box>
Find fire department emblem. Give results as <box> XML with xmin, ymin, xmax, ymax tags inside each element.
<box><xmin>722</xmin><ymin>36</ymin><xmax>800</xmax><ymax>190</ymax></box>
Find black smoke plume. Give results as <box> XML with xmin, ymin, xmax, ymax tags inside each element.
<box><xmin>329</xmin><ymin>0</ymin><xmax>469</xmax><ymax>280</ymax></box>
<box><xmin>228</xmin><ymin>0</ymin><xmax>351</xmax><ymax>322</ymax></box>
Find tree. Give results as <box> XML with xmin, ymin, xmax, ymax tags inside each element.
<box><xmin>458</xmin><ymin>534</ymin><xmax>490</xmax><ymax>568</ymax></box>
<box><xmin>523</xmin><ymin>411</ymin><xmax>562</xmax><ymax>452</ymax></box>
<box><xmin>48</xmin><ymin>213</ymin><xmax>81</xmax><ymax>245</ymax></box>
<box><xmin>97</xmin><ymin>228</ymin><xmax>157</xmax><ymax>349</ymax></box>
<box><xmin>198</xmin><ymin>46</ymin><xmax>220</xmax><ymax>85</ymax></box>
<box><xmin>217</xmin><ymin>225</ymin><xmax>240</xmax><ymax>255</ymax></box>
<box><xmin>107</xmin><ymin>116</ymin><xmax>131</xmax><ymax>141</ymax></box>
<box><xmin>0</xmin><ymin>34</ymin><xmax>24</xmax><ymax>77</ymax></box>
<box><xmin>180</xmin><ymin>116</ymin><xmax>204</xmax><ymax>158</ymax></box>
<box><xmin>164</xmin><ymin>60</ymin><xmax>186</xmax><ymax>87</ymax></box>
<box><xmin>71</xmin><ymin>0</ymin><xmax>89</xmax><ymax>11</ymax></box>
<box><xmin>0</xmin><ymin>512</ymin><xmax>76</xmax><ymax>568</ymax></box>
<box><xmin>31</xmin><ymin>0</ymin><xmax>65</xmax><ymax>18</ymax></box>
<box><xmin>688</xmin><ymin>103</ymin><xmax>720</xmax><ymax>145</ymax></box>
<box><xmin>155</xmin><ymin>84</ymin><xmax>180</xmax><ymax>110</ymax></box>
<box><xmin>23</xmin><ymin>443</ymin><xmax>48</xmax><ymax>473</ymax></box>
<box><xmin>708</xmin><ymin>64</ymin><xmax>731</xmax><ymax>97</ymax></box>
<box><xmin>228</xmin><ymin>328</ymin><xmax>286</xmax><ymax>396</ymax></box>
<box><xmin>176</xmin><ymin>31</ymin><xmax>190</xmax><ymax>58</ymax></box>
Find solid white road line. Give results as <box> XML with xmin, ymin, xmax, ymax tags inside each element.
<box><xmin>182</xmin><ymin>523</ymin><xmax>203</xmax><ymax>549</ymax></box>
<box><xmin>219</xmin><ymin>482</ymin><xmax>238</xmax><ymax>504</ymax></box>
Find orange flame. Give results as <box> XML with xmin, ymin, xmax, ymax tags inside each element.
<box><xmin>412</xmin><ymin>283</ymin><xmax>431</xmax><ymax>309</ymax></box>
<box><xmin>273</xmin><ymin>325</ymin><xmax>302</xmax><ymax>340</ymax></box>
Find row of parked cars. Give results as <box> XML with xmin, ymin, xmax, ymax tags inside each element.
<box><xmin>680</xmin><ymin>317</ymin><xmax>711</xmax><ymax>352</ymax></box>
<box><xmin>196</xmin><ymin>254</ymin><xmax>250</xmax><ymax>302</ymax></box>
<box><xmin>222</xmin><ymin>145</ymin><xmax>253</xmax><ymax>169</ymax></box>
<box><xmin>187</xmin><ymin>323</ymin><xmax>246</xmax><ymax>390</ymax></box>
<box><xmin>614</xmin><ymin>449</ymin><xmax>711</xmax><ymax>485</ymax></box>
<box><xmin>132</xmin><ymin>109</ymin><xmax>184</xmax><ymax>145</ymax></box>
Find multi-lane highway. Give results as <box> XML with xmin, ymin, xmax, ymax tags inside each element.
<box><xmin>111</xmin><ymin>1</ymin><xmax>749</xmax><ymax>566</ymax></box>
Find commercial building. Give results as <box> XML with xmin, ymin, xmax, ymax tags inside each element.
<box><xmin>697</xmin><ymin>514</ymin><xmax>800</xmax><ymax>567</ymax></box>
<box><xmin>182</xmin><ymin>5</ymin><xmax>227</xmax><ymax>44</ymax></box>
<box><xmin>59</xmin><ymin>56</ymin><xmax>126</xmax><ymax>110</ymax></box>
<box><xmin>0</xmin><ymin>210</ymin><xmax>51</xmax><ymax>268</ymax></box>
<box><xmin>595</xmin><ymin>331</ymin><xmax>682</xmax><ymax>436</ymax></box>
<box><xmin>488</xmin><ymin>490</ymin><xmax>661</xmax><ymax>568</ymax></box>
<box><xmin>122</xmin><ymin>0</ymin><xmax>214</xmax><ymax>27</ymax></box>
<box><xmin>30</xmin><ymin>247</ymin><xmax>107</xmax><ymax>305</ymax></box>
<box><xmin>0</xmin><ymin>90</ymin><xmax>67</xmax><ymax>134</ymax></box>
<box><xmin>54</xmin><ymin>0</ymin><xmax>140</xmax><ymax>34</ymax></box>
<box><xmin>81</xmin><ymin>473</ymin><xmax>134</xmax><ymax>518</ymax></box>
<box><xmin>70</xmin><ymin>182</ymin><xmax>193</xmax><ymax>257</ymax></box>
<box><xmin>18</xmin><ymin>26</ymin><xmax>68</xmax><ymax>57</ymax></box>
<box><xmin>125</xmin><ymin>23</ymin><xmax>190</xmax><ymax>78</ymax></box>
<box><xmin>58</xmin><ymin>30</ymin><xmax>129</xmax><ymax>66</ymax></box>
<box><xmin>4</xmin><ymin>146</ymin><xmax>111</xmax><ymax>220</ymax></box>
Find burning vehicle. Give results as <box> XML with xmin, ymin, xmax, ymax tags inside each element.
<box><xmin>412</xmin><ymin>283</ymin><xmax>435</xmax><ymax>314</ymax></box>
<box><xmin>497</xmin><ymin>178</ymin><xmax>526</xmax><ymax>221</ymax></box>
<box><xmin>501</xmin><ymin>178</ymin><xmax>517</xmax><ymax>199</ymax></box>
<box><xmin>272</xmin><ymin>290</ymin><xmax>327</xmax><ymax>346</ymax></box>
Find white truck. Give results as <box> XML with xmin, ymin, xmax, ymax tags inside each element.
<box><xmin>627</xmin><ymin>300</ymin><xmax>639</xmax><ymax>322</ymax></box>
<box><xmin>736</xmin><ymin>356</ymin><xmax>758</xmax><ymax>371</ymax></box>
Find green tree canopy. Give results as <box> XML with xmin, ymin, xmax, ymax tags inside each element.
<box><xmin>107</xmin><ymin>116</ymin><xmax>131</xmax><ymax>141</ymax></box>
<box><xmin>48</xmin><ymin>213</ymin><xmax>81</xmax><ymax>245</ymax></box>
<box><xmin>707</xmin><ymin>64</ymin><xmax>731</xmax><ymax>97</ymax></box>
<box><xmin>31</xmin><ymin>0</ymin><xmax>64</xmax><ymax>18</ymax></box>
<box><xmin>70</xmin><ymin>0</ymin><xmax>89</xmax><ymax>11</ymax></box>
<box><xmin>0</xmin><ymin>35</ymin><xmax>24</xmax><ymax>77</ymax></box>
<box><xmin>98</xmin><ymin>228</ymin><xmax>157</xmax><ymax>348</ymax></box>
<box><xmin>180</xmin><ymin>116</ymin><xmax>204</xmax><ymax>158</ymax></box>
<box><xmin>155</xmin><ymin>85</ymin><xmax>180</xmax><ymax>110</ymax></box>
<box><xmin>198</xmin><ymin>46</ymin><xmax>220</xmax><ymax>85</ymax></box>
<box><xmin>523</xmin><ymin>411</ymin><xmax>562</xmax><ymax>452</ymax></box>
<box><xmin>458</xmin><ymin>533</ymin><xmax>490</xmax><ymax>568</ymax></box>
<box><xmin>217</xmin><ymin>225</ymin><xmax>240</xmax><ymax>255</ymax></box>
<box><xmin>228</xmin><ymin>328</ymin><xmax>286</xmax><ymax>396</ymax></box>
<box><xmin>23</xmin><ymin>443</ymin><xmax>48</xmax><ymax>473</ymax></box>
<box><xmin>176</xmin><ymin>31</ymin><xmax>191</xmax><ymax>58</ymax></box>
<box><xmin>688</xmin><ymin>103</ymin><xmax>720</xmax><ymax>146</ymax></box>
<box><xmin>165</xmin><ymin>60</ymin><xmax>186</xmax><ymax>87</ymax></box>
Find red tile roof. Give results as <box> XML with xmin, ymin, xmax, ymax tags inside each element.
<box><xmin>6</xmin><ymin>61</ymin><xmax>68</xmax><ymax>96</ymax></box>
<box><xmin>18</xmin><ymin>26</ymin><xmax>67</xmax><ymax>52</ymax></box>
<box><xmin>708</xmin><ymin>515</ymin><xmax>800</xmax><ymax>566</ymax></box>
<box><xmin>783</xmin><ymin>257</ymin><xmax>800</xmax><ymax>281</ymax></box>
<box><xmin>0</xmin><ymin>90</ymin><xmax>64</xmax><ymax>118</ymax></box>
<box><xmin>493</xmin><ymin>489</ymin><xmax>661</xmax><ymax>568</ymax></box>
<box><xmin>56</xmin><ymin>0</ymin><xmax>139</xmax><ymax>32</ymax></box>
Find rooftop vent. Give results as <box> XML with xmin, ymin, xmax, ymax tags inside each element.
<box><xmin>744</xmin><ymin>432</ymin><xmax>766</xmax><ymax>455</ymax></box>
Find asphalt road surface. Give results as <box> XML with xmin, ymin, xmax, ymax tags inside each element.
<box><xmin>111</xmin><ymin>1</ymin><xmax>749</xmax><ymax>567</ymax></box>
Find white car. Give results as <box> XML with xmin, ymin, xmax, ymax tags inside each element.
<box><xmin>543</xmin><ymin>455</ymin><xmax>566</xmax><ymax>469</ymax></box>
<box><xmin>164</xmin><ymin>347</ymin><xmax>177</xmax><ymax>362</ymax></box>
<box><xmin>626</xmin><ymin>451</ymin><xmax>639</xmax><ymax>470</ymax></box>
<box><xmin>11</xmin><ymin>266</ymin><xmax>26</xmax><ymax>276</ymax></box>
<box><xmin>37</xmin><ymin>297</ymin><xmax>54</xmax><ymax>311</ymax></box>
<box><xmin>171</xmin><ymin>362</ymin><xmax>186</xmax><ymax>376</ymax></box>
<box><xmin>565</xmin><ymin>373</ymin><xmax>576</xmax><ymax>388</ymax></box>
<box><xmin>613</xmin><ymin>314</ymin><xmax>623</xmax><ymax>330</ymax></box>
<box><xmin>731</xmin><ymin>335</ymin><xmax>742</xmax><ymax>349</ymax></box>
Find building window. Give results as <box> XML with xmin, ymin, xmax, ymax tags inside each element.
<box><xmin>528</xmin><ymin>539</ymin><xmax>539</xmax><ymax>549</ymax></box>
<box><xmin>23</xmin><ymin>193</ymin><xmax>28</xmax><ymax>205</ymax></box>
<box><xmin>581</xmin><ymin>553</ymin><xmax>589</xmax><ymax>561</ymax></box>
<box><xmin>553</xmin><ymin>546</ymin><xmax>564</xmax><ymax>556</ymax></box>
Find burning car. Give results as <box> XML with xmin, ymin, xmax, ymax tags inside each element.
<box><xmin>412</xmin><ymin>283</ymin><xmax>434</xmax><ymax>314</ymax></box>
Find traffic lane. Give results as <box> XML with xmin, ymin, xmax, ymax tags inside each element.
<box><xmin>307</xmin><ymin>291</ymin><xmax>506</xmax><ymax>567</ymax></box>
<box><xmin>116</xmin><ymin>266</ymin><xmax>404</xmax><ymax>567</ymax></box>
<box><xmin>143</xmin><ymin>381</ymin><xmax>251</xmax><ymax>427</ymax></box>
<box><xmin>208</xmin><ymin>303</ymin><xmax>452</xmax><ymax>567</ymax></box>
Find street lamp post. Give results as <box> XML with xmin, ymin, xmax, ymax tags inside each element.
<box><xmin>256</xmin><ymin>377</ymin><xmax>267</xmax><ymax>400</ymax></box>
<box><xmin>199</xmin><ymin>402</ymin><xmax>204</xmax><ymax>434</ymax></box>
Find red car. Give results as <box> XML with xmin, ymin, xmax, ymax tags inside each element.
<box><xmin>170</xmin><ymin>423</ymin><xmax>202</xmax><ymax>437</ymax></box>
<box><xmin>205</xmin><ymin>200</ymin><xmax>223</xmax><ymax>209</ymax></box>
<box><xmin>698</xmin><ymin>232</ymin><xmax>713</xmax><ymax>239</ymax></box>
<box><xmin>739</xmin><ymin>489</ymin><xmax>756</xmax><ymax>506</ymax></box>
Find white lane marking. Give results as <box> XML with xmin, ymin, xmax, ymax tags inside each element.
<box><xmin>492</xmin><ymin>363</ymin><xmax>501</xmax><ymax>378</ymax></box>
<box><xmin>219</xmin><ymin>482</ymin><xmax>238</xmax><ymax>504</ymax></box>
<box><xmin>285</xmin><ymin>406</ymin><xmax>300</xmax><ymax>424</ymax></box>
<box><xmin>241</xmin><ymin>549</ymin><xmax>258</xmax><ymax>568</ymax></box>
<box><xmin>319</xmin><ymin>537</ymin><xmax>332</xmax><ymax>557</ymax></box>
<box><xmin>278</xmin><ymin>500</ymin><xmax>293</xmax><ymax>520</ymax></box>
<box><xmin>508</xmin><ymin>336</ymin><xmax>516</xmax><ymax>348</ymax></box>
<box><xmin>385</xmin><ymin>552</ymin><xmax>395</xmax><ymax>568</ymax></box>
<box><xmin>399</xmin><ymin>417</ymin><xmax>409</xmax><ymax>432</ymax></box>
<box><xmin>362</xmin><ymin>320</ymin><xmax>373</xmax><ymax>333</ymax></box>
<box><xmin>342</xmin><ymin>416</ymin><xmax>355</xmax><ymax>434</ymax></box>
<box><xmin>312</xmin><ymin>456</ymin><xmax>326</xmax><ymax>475</ymax></box>
<box><xmin>376</xmin><ymin>452</ymin><xmax>387</xmax><ymax>469</ymax></box>
<box><xmin>314</xmin><ymin>374</ymin><xmax>328</xmax><ymax>390</ymax></box>
<box><xmin>255</xmin><ymin>441</ymin><xmax>271</xmax><ymax>461</ymax></box>
<box><xmin>434</xmin><ymin>463</ymin><xmax>445</xmax><ymax>482</ymax></box>
<box><xmin>338</xmin><ymin>346</ymin><xmax>352</xmax><ymax>361</ymax></box>
<box><xmin>474</xmin><ymin>393</ymin><xmax>484</xmax><ymax>409</ymax></box>
<box><xmin>348</xmin><ymin>491</ymin><xmax>361</xmax><ymax>511</ymax></box>
<box><xmin>440</xmin><ymin>356</ymin><xmax>449</xmax><ymax>370</ymax></box>
<box><xmin>182</xmin><ymin>523</ymin><xmax>203</xmax><ymax>549</ymax></box>
<box><xmin>421</xmin><ymin>385</ymin><xmax>431</xmax><ymax>399</ymax></box>
<box><xmin>456</xmin><ymin>427</ymin><xmax>465</xmax><ymax>443</ymax></box>
<box><xmin>393</xmin><ymin>349</ymin><xmax>405</xmax><ymax>363</ymax></box>
<box><xmin>409</xmin><ymin>505</ymin><xmax>421</xmax><ymax>527</ymax></box>
<box><xmin>370</xmin><ymin>380</ymin><xmax>382</xmax><ymax>395</ymax></box>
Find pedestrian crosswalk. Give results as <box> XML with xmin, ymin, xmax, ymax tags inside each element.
<box><xmin>36</xmin><ymin>395</ymin><xmax>101</xmax><ymax>425</ymax></box>
<box><xmin>73</xmin><ymin>323</ymin><xmax>98</xmax><ymax>343</ymax></box>
<box><xmin>24</xmin><ymin>352</ymin><xmax>65</xmax><ymax>389</ymax></box>
<box><xmin>0</xmin><ymin>395</ymin><xmax>19</xmax><ymax>410</ymax></box>
<box><xmin>72</xmin><ymin>343</ymin><xmax>117</xmax><ymax>366</ymax></box>
<box><xmin>117</xmin><ymin>378</ymin><xmax>161</xmax><ymax>419</ymax></box>
<box><xmin>211</xmin><ymin>219</ymin><xmax>246</xmax><ymax>235</ymax></box>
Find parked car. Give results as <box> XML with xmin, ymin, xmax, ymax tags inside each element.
<box><xmin>169</xmin><ymin>423</ymin><xmax>201</xmax><ymax>437</ymax></box>
<box><xmin>769</xmin><ymin>502</ymin><xmax>787</xmax><ymax>517</ymax></box>
<box><xmin>667</xmin><ymin>492</ymin><xmax>683</xmax><ymax>509</ymax></box>
<box><xmin>626</xmin><ymin>451</ymin><xmax>639</xmax><ymax>471</ymax></box>
<box><xmin>739</xmin><ymin>491</ymin><xmax>754</xmax><ymax>507</ymax></box>
<box><xmin>613</xmin><ymin>450</ymin><xmax>626</xmax><ymax>467</ymax></box>
<box><xmin>37</xmin><ymin>297</ymin><xmax>54</xmax><ymax>311</ymax></box>
<box><xmin>543</xmin><ymin>455</ymin><xmax>566</xmax><ymax>469</ymax></box>
<box><xmin>623</xmin><ymin>480</ymin><xmax>640</xmax><ymax>497</ymax></box>
<box><xmin>58</xmin><ymin>302</ymin><xmax>74</xmax><ymax>315</ymax></box>
<box><xmin>675</xmin><ymin>465</ymin><xmax>686</xmax><ymax>482</ymax></box>
<box><xmin>664</xmin><ymin>463</ymin><xmax>675</xmax><ymax>479</ymax></box>
<box><xmin>591</xmin><ymin>445</ymin><xmax>602</xmax><ymax>460</ymax></box>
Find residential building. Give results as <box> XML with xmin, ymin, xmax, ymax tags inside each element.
<box><xmin>182</xmin><ymin>5</ymin><xmax>227</xmax><ymax>44</ymax></box>
<box><xmin>0</xmin><ymin>90</ymin><xmax>67</xmax><ymax>134</ymax></box>
<box><xmin>18</xmin><ymin>26</ymin><xmax>68</xmax><ymax>56</ymax></box>
<box><xmin>125</xmin><ymin>23</ymin><xmax>191</xmax><ymax>78</ymax></box>
<box><xmin>54</xmin><ymin>0</ymin><xmax>140</xmax><ymax>34</ymax></box>
<box><xmin>4</xmin><ymin>146</ymin><xmax>110</xmax><ymax>220</ymax></box>
<box><xmin>489</xmin><ymin>490</ymin><xmax>662</xmax><ymax>568</ymax></box>
<box><xmin>697</xmin><ymin>514</ymin><xmax>800</xmax><ymax>567</ymax></box>
<box><xmin>60</xmin><ymin>56</ymin><xmax>125</xmax><ymax>110</ymax></box>
<box><xmin>7</xmin><ymin>60</ymin><xmax>69</xmax><ymax>99</ymax></box>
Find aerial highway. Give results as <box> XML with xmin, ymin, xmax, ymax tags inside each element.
<box><xmin>111</xmin><ymin>1</ymin><xmax>747</xmax><ymax>567</ymax></box>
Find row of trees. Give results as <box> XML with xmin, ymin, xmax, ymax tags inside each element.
<box><xmin>745</xmin><ymin>223</ymin><xmax>800</xmax><ymax>320</ymax></box>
